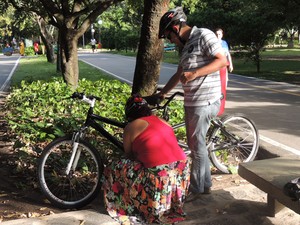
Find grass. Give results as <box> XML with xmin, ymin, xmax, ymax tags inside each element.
<box><xmin>11</xmin><ymin>56</ymin><xmax>112</xmax><ymax>86</ymax></box>
<box><xmin>232</xmin><ymin>48</ymin><xmax>300</xmax><ymax>84</ymax></box>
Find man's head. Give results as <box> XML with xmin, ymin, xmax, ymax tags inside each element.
<box><xmin>125</xmin><ymin>94</ymin><xmax>152</xmax><ymax>122</ymax></box>
<box><xmin>158</xmin><ymin>7</ymin><xmax>187</xmax><ymax>38</ymax></box>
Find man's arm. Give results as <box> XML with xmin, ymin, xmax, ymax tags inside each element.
<box><xmin>180</xmin><ymin>52</ymin><xmax>227</xmax><ymax>84</ymax></box>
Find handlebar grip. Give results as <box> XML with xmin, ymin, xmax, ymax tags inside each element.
<box><xmin>71</xmin><ymin>92</ymin><xmax>84</xmax><ymax>99</ymax></box>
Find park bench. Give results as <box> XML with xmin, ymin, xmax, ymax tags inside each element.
<box><xmin>238</xmin><ymin>156</ymin><xmax>300</xmax><ymax>217</ymax></box>
<box><xmin>164</xmin><ymin>46</ymin><xmax>175</xmax><ymax>51</ymax></box>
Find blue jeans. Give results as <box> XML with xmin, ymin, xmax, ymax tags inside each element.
<box><xmin>184</xmin><ymin>100</ymin><xmax>220</xmax><ymax>193</ymax></box>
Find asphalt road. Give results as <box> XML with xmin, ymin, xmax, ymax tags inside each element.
<box><xmin>79</xmin><ymin>52</ymin><xmax>300</xmax><ymax>157</ymax></box>
<box><xmin>0</xmin><ymin>55</ymin><xmax>20</xmax><ymax>92</ymax></box>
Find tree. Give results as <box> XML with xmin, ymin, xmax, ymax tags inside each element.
<box><xmin>7</xmin><ymin>0</ymin><xmax>56</xmax><ymax>63</ymax></box>
<box><xmin>272</xmin><ymin>0</ymin><xmax>300</xmax><ymax>48</ymax></box>
<box><xmin>35</xmin><ymin>15</ymin><xmax>55</xmax><ymax>63</ymax></box>
<box><xmin>132</xmin><ymin>0</ymin><xmax>170</xmax><ymax>95</ymax></box>
<box><xmin>100</xmin><ymin>2</ymin><xmax>142</xmax><ymax>51</ymax></box>
<box><xmin>8</xmin><ymin>0</ymin><xmax>124</xmax><ymax>89</ymax></box>
<box><xmin>189</xmin><ymin>0</ymin><xmax>284</xmax><ymax>73</ymax></box>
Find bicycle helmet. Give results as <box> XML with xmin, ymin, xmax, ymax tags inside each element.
<box><xmin>125</xmin><ymin>94</ymin><xmax>152</xmax><ymax>121</ymax></box>
<box><xmin>159</xmin><ymin>7</ymin><xmax>187</xmax><ymax>39</ymax></box>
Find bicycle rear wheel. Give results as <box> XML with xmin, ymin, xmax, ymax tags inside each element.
<box><xmin>209</xmin><ymin>113</ymin><xmax>259</xmax><ymax>174</ymax></box>
<box><xmin>38</xmin><ymin>136</ymin><xmax>103</xmax><ymax>209</ymax></box>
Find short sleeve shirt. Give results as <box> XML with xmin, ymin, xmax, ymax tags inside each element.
<box><xmin>180</xmin><ymin>27</ymin><xmax>223</xmax><ymax>107</ymax></box>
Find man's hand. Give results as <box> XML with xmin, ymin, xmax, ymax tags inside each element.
<box><xmin>180</xmin><ymin>71</ymin><xmax>196</xmax><ymax>84</ymax></box>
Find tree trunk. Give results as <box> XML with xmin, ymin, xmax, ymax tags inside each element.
<box><xmin>132</xmin><ymin>0</ymin><xmax>170</xmax><ymax>96</ymax></box>
<box><xmin>36</xmin><ymin>15</ymin><xmax>55</xmax><ymax>63</ymax></box>
<box><xmin>56</xmin><ymin>30</ymin><xmax>62</xmax><ymax>73</ymax></box>
<box><xmin>60</xmin><ymin>27</ymin><xmax>79</xmax><ymax>89</ymax></box>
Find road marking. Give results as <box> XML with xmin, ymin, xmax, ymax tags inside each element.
<box><xmin>231</xmin><ymin>77</ymin><xmax>300</xmax><ymax>155</ymax></box>
<box><xmin>80</xmin><ymin>59</ymin><xmax>133</xmax><ymax>84</ymax></box>
<box><xmin>231</xmin><ymin>80</ymin><xmax>300</xmax><ymax>97</ymax></box>
<box><xmin>0</xmin><ymin>56</ymin><xmax>21</xmax><ymax>91</ymax></box>
<box><xmin>260</xmin><ymin>134</ymin><xmax>300</xmax><ymax>156</ymax></box>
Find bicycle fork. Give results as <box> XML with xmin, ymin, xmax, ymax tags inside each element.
<box><xmin>65</xmin><ymin>131</ymin><xmax>82</xmax><ymax>175</ymax></box>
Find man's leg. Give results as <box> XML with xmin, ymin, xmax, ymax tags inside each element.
<box><xmin>185</xmin><ymin>100</ymin><xmax>220</xmax><ymax>194</ymax></box>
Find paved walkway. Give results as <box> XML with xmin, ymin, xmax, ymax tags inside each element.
<box><xmin>2</xmin><ymin>180</ymin><xmax>300</xmax><ymax>225</ymax></box>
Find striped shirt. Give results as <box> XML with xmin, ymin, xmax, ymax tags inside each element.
<box><xmin>180</xmin><ymin>27</ymin><xmax>223</xmax><ymax>107</ymax></box>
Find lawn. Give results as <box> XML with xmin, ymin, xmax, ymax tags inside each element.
<box><xmin>11</xmin><ymin>56</ymin><xmax>113</xmax><ymax>86</ymax></box>
<box><xmin>233</xmin><ymin>48</ymin><xmax>300</xmax><ymax>84</ymax></box>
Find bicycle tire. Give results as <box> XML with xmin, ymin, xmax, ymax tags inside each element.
<box><xmin>209</xmin><ymin>113</ymin><xmax>259</xmax><ymax>174</ymax></box>
<box><xmin>38</xmin><ymin>135</ymin><xmax>103</xmax><ymax>209</ymax></box>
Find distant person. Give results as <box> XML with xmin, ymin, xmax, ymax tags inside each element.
<box><xmin>97</xmin><ymin>41</ymin><xmax>102</xmax><ymax>49</ymax></box>
<box><xmin>215</xmin><ymin>28</ymin><xmax>233</xmax><ymax>74</ymax></box>
<box><xmin>19</xmin><ymin>40</ymin><xmax>25</xmax><ymax>56</ymax></box>
<box><xmin>90</xmin><ymin>38</ymin><xmax>96</xmax><ymax>53</ymax></box>
<box><xmin>102</xmin><ymin>94</ymin><xmax>190</xmax><ymax>224</ymax></box>
<box><xmin>215</xmin><ymin>28</ymin><xmax>233</xmax><ymax>115</ymax></box>
<box><xmin>34</xmin><ymin>42</ymin><xmax>39</xmax><ymax>55</ymax></box>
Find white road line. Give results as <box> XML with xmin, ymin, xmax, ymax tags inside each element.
<box><xmin>80</xmin><ymin>59</ymin><xmax>133</xmax><ymax>84</ymax></box>
<box><xmin>0</xmin><ymin>56</ymin><xmax>21</xmax><ymax>91</ymax></box>
<box><xmin>260</xmin><ymin>135</ymin><xmax>300</xmax><ymax>156</ymax></box>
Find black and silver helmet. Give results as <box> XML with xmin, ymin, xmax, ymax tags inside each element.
<box><xmin>158</xmin><ymin>7</ymin><xmax>187</xmax><ymax>38</ymax></box>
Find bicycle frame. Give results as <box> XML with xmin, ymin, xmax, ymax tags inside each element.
<box><xmin>208</xmin><ymin>119</ymin><xmax>243</xmax><ymax>152</ymax></box>
<box><xmin>81</xmin><ymin>108</ymin><xmax>126</xmax><ymax>150</ymax></box>
<box><xmin>65</xmin><ymin>94</ymin><xmax>127</xmax><ymax>175</ymax></box>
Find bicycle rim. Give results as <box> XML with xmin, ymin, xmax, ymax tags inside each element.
<box><xmin>209</xmin><ymin>114</ymin><xmax>259</xmax><ymax>173</ymax></box>
<box><xmin>38</xmin><ymin>137</ymin><xmax>103</xmax><ymax>209</ymax></box>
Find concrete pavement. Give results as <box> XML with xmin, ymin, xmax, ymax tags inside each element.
<box><xmin>1</xmin><ymin>210</ymin><xmax>119</xmax><ymax>225</ymax></box>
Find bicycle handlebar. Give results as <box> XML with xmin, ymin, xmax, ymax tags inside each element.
<box><xmin>70</xmin><ymin>92</ymin><xmax>101</xmax><ymax>107</ymax></box>
<box><xmin>70</xmin><ymin>91</ymin><xmax>183</xmax><ymax>112</ymax></box>
<box><xmin>144</xmin><ymin>91</ymin><xmax>183</xmax><ymax>109</ymax></box>
<box><xmin>71</xmin><ymin>92</ymin><xmax>101</xmax><ymax>101</ymax></box>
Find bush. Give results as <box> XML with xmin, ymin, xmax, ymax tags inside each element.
<box><xmin>5</xmin><ymin>77</ymin><xmax>131</xmax><ymax>146</ymax></box>
<box><xmin>24</xmin><ymin>47</ymin><xmax>35</xmax><ymax>56</ymax></box>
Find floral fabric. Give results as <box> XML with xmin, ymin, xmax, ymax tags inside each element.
<box><xmin>102</xmin><ymin>158</ymin><xmax>190</xmax><ymax>224</ymax></box>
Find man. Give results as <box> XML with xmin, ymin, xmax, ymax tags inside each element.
<box><xmin>91</xmin><ymin>38</ymin><xmax>96</xmax><ymax>53</ymax></box>
<box><xmin>157</xmin><ymin>7</ymin><xmax>227</xmax><ymax>201</ymax></box>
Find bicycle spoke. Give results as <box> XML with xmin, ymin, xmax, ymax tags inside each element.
<box><xmin>209</xmin><ymin>114</ymin><xmax>259</xmax><ymax>173</ymax></box>
<box><xmin>38</xmin><ymin>137</ymin><xmax>102</xmax><ymax>208</ymax></box>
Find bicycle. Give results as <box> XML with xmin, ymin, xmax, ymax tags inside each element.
<box><xmin>38</xmin><ymin>91</ymin><xmax>259</xmax><ymax>209</ymax></box>
<box><xmin>150</xmin><ymin>92</ymin><xmax>259</xmax><ymax>174</ymax></box>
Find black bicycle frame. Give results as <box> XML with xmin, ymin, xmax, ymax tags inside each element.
<box><xmin>81</xmin><ymin>106</ymin><xmax>127</xmax><ymax>150</ymax></box>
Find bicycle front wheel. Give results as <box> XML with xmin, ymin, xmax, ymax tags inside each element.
<box><xmin>209</xmin><ymin>113</ymin><xmax>259</xmax><ymax>174</ymax></box>
<box><xmin>38</xmin><ymin>136</ymin><xmax>103</xmax><ymax>209</ymax></box>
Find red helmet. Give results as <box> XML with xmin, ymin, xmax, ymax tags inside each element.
<box><xmin>158</xmin><ymin>7</ymin><xmax>187</xmax><ymax>38</ymax></box>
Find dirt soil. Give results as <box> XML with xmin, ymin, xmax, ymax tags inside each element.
<box><xmin>1</xmin><ymin>92</ymin><xmax>300</xmax><ymax>225</ymax></box>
